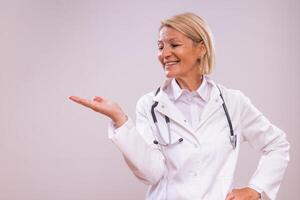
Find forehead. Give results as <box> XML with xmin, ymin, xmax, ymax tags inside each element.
<box><xmin>158</xmin><ymin>26</ymin><xmax>188</xmax><ymax>42</ymax></box>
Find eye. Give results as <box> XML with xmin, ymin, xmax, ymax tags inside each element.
<box><xmin>158</xmin><ymin>45</ymin><xmax>163</xmax><ymax>51</ymax></box>
<box><xmin>171</xmin><ymin>44</ymin><xmax>180</xmax><ymax>48</ymax></box>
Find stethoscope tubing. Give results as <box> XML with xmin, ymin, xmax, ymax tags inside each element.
<box><xmin>151</xmin><ymin>85</ymin><xmax>236</xmax><ymax>149</ymax></box>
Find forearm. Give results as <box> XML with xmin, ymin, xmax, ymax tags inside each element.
<box><xmin>245</xmin><ymin>124</ymin><xmax>290</xmax><ymax>200</ymax></box>
<box><xmin>112</xmin><ymin>113</ymin><xmax>128</xmax><ymax>128</ymax></box>
<box><xmin>108</xmin><ymin>118</ymin><xmax>166</xmax><ymax>185</ymax></box>
<box><xmin>238</xmin><ymin>91</ymin><xmax>290</xmax><ymax>199</ymax></box>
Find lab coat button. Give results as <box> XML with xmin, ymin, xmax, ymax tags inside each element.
<box><xmin>161</xmin><ymin>105</ymin><xmax>165</xmax><ymax>109</ymax></box>
<box><xmin>184</xmin><ymin>120</ymin><xmax>187</xmax><ymax>123</ymax></box>
<box><xmin>194</xmin><ymin>144</ymin><xmax>199</xmax><ymax>148</ymax></box>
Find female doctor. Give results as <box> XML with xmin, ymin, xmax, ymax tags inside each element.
<box><xmin>69</xmin><ymin>12</ymin><xmax>290</xmax><ymax>200</ymax></box>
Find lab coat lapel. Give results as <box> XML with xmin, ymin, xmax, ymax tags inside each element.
<box><xmin>194</xmin><ymin>81</ymin><xmax>223</xmax><ymax>132</ymax></box>
<box><xmin>153</xmin><ymin>90</ymin><xmax>193</xmax><ymax>132</ymax></box>
<box><xmin>153</xmin><ymin>88</ymin><xmax>198</xmax><ymax>143</ymax></box>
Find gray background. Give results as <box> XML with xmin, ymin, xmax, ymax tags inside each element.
<box><xmin>0</xmin><ymin>0</ymin><xmax>299</xmax><ymax>199</ymax></box>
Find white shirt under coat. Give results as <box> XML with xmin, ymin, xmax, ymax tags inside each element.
<box><xmin>108</xmin><ymin>76</ymin><xmax>290</xmax><ymax>200</ymax></box>
<box><xmin>167</xmin><ymin>76</ymin><xmax>211</xmax><ymax>130</ymax></box>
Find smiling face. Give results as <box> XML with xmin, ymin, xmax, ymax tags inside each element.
<box><xmin>158</xmin><ymin>26</ymin><xmax>205</xmax><ymax>79</ymax></box>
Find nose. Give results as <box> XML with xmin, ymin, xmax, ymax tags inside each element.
<box><xmin>159</xmin><ymin>46</ymin><xmax>172</xmax><ymax>60</ymax></box>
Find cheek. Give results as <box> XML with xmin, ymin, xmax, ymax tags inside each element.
<box><xmin>180</xmin><ymin>53</ymin><xmax>195</xmax><ymax>65</ymax></box>
<box><xmin>157</xmin><ymin>53</ymin><xmax>163</xmax><ymax>64</ymax></box>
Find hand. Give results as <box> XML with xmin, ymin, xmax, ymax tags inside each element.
<box><xmin>69</xmin><ymin>95</ymin><xmax>127</xmax><ymax>128</ymax></box>
<box><xmin>225</xmin><ymin>187</ymin><xmax>261</xmax><ymax>200</ymax></box>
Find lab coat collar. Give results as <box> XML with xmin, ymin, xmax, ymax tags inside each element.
<box><xmin>171</xmin><ymin>76</ymin><xmax>210</xmax><ymax>102</ymax></box>
<box><xmin>153</xmin><ymin>76</ymin><xmax>221</xmax><ymax>104</ymax></box>
<box><xmin>152</xmin><ymin>76</ymin><xmax>224</xmax><ymax>141</ymax></box>
<box><xmin>204</xmin><ymin>76</ymin><xmax>222</xmax><ymax>101</ymax></box>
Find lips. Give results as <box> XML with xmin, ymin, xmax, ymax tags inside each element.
<box><xmin>164</xmin><ymin>60</ymin><xmax>180</xmax><ymax>67</ymax></box>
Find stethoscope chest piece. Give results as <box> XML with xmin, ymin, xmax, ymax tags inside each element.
<box><xmin>229</xmin><ymin>135</ymin><xmax>237</xmax><ymax>149</ymax></box>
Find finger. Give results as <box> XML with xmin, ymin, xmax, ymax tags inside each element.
<box><xmin>69</xmin><ymin>96</ymin><xmax>81</xmax><ymax>102</ymax></box>
<box><xmin>225</xmin><ymin>192</ymin><xmax>235</xmax><ymax>200</ymax></box>
<box><xmin>69</xmin><ymin>96</ymin><xmax>95</xmax><ymax>109</ymax></box>
<box><xmin>225</xmin><ymin>196</ymin><xmax>235</xmax><ymax>200</ymax></box>
<box><xmin>93</xmin><ymin>96</ymin><xmax>103</xmax><ymax>102</ymax></box>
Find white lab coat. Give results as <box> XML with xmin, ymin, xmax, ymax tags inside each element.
<box><xmin>108</xmin><ymin>78</ymin><xmax>290</xmax><ymax>200</ymax></box>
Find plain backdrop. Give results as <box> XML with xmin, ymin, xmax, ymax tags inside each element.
<box><xmin>0</xmin><ymin>0</ymin><xmax>299</xmax><ymax>199</ymax></box>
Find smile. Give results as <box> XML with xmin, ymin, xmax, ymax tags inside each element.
<box><xmin>164</xmin><ymin>61</ymin><xmax>180</xmax><ymax>68</ymax></box>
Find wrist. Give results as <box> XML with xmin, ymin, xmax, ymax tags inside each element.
<box><xmin>112</xmin><ymin>114</ymin><xmax>128</xmax><ymax>128</ymax></box>
<box><xmin>247</xmin><ymin>187</ymin><xmax>261</xmax><ymax>199</ymax></box>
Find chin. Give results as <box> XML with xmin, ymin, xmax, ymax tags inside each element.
<box><xmin>164</xmin><ymin>71</ymin><xmax>177</xmax><ymax>78</ymax></box>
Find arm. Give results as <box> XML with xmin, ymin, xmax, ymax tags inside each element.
<box><xmin>69</xmin><ymin>95</ymin><xmax>166</xmax><ymax>185</ymax></box>
<box><xmin>238</xmin><ymin>92</ymin><xmax>290</xmax><ymax>200</ymax></box>
<box><xmin>108</xmin><ymin>97</ymin><xmax>166</xmax><ymax>185</ymax></box>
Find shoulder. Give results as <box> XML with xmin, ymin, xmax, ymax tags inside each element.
<box><xmin>205</xmin><ymin>76</ymin><xmax>246</xmax><ymax>102</ymax></box>
<box><xmin>215</xmin><ymin>84</ymin><xmax>252</xmax><ymax>112</ymax></box>
<box><xmin>136</xmin><ymin>90</ymin><xmax>156</xmax><ymax>110</ymax></box>
<box><xmin>216</xmin><ymin>84</ymin><xmax>248</xmax><ymax>101</ymax></box>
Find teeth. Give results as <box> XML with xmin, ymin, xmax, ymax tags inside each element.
<box><xmin>165</xmin><ymin>61</ymin><xmax>179</xmax><ymax>65</ymax></box>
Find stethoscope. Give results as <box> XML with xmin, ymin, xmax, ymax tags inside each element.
<box><xmin>151</xmin><ymin>85</ymin><xmax>237</xmax><ymax>150</ymax></box>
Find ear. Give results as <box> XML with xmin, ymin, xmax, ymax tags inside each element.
<box><xmin>197</xmin><ymin>41</ymin><xmax>207</xmax><ymax>58</ymax></box>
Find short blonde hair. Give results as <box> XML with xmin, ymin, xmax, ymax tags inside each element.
<box><xmin>160</xmin><ymin>12</ymin><xmax>215</xmax><ymax>74</ymax></box>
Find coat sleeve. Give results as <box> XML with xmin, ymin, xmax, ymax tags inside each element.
<box><xmin>238</xmin><ymin>92</ymin><xmax>290</xmax><ymax>200</ymax></box>
<box><xmin>108</xmin><ymin>96</ymin><xmax>166</xmax><ymax>185</ymax></box>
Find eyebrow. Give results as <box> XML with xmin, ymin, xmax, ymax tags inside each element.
<box><xmin>157</xmin><ymin>38</ymin><xmax>183</xmax><ymax>44</ymax></box>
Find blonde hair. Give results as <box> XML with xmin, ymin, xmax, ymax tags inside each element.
<box><xmin>160</xmin><ymin>12</ymin><xmax>215</xmax><ymax>74</ymax></box>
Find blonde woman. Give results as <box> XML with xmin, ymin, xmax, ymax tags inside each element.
<box><xmin>69</xmin><ymin>12</ymin><xmax>289</xmax><ymax>200</ymax></box>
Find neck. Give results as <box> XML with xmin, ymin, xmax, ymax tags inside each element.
<box><xmin>176</xmin><ymin>74</ymin><xmax>203</xmax><ymax>91</ymax></box>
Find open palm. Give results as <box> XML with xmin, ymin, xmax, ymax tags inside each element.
<box><xmin>69</xmin><ymin>95</ymin><xmax>127</xmax><ymax>127</ymax></box>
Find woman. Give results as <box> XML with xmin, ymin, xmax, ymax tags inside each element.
<box><xmin>69</xmin><ymin>13</ymin><xmax>289</xmax><ymax>200</ymax></box>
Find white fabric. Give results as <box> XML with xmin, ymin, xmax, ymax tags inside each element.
<box><xmin>108</xmin><ymin>76</ymin><xmax>290</xmax><ymax>200</ymax></box>
<box><xmin>168</xmin><ymin>76</ymin><xmax>212</xmax><ymax>129</ymax></box>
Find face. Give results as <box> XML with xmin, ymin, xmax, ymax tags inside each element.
<box><xmin>158</xmin><ymin>26</ymin><xmax>205</xmax><ymax>79</ymax></box>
